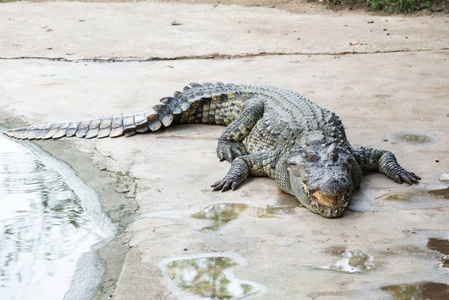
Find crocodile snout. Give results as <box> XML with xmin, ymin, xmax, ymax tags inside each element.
<box><xmin>319</xmin><ymin>179</ymin><xmax>351</xmax><ymax>200</ymax></box>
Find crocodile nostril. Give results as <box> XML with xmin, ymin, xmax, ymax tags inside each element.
<box><xmin>321</xmin><ymin>179</ymin><xmax>350</xmax><ymax>196</ymax></box>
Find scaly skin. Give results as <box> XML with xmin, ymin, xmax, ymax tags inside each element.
<box><xmin>3</xmin><ymin>82</ymin><xmax>420</xmax><ymax>218</ymax></box>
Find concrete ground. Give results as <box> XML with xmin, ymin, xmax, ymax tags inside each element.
<box><xmin>1</xmin><ymin>1</ymin><xmax>448</xmax><ymax>299</ymax></box>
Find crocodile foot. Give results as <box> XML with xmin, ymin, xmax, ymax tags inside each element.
<box><xmin>379</xmin><ymin>151</ymin><xmax>421</xmax><ymax>184</ymax></box>
<box><xmin>211</xmin><ymin>157</ymin><xmax>250</xmax><ymax>191</ymax></box>
<box><xmin>216</xmin><ymin>140</ymin><xmax>247</xmax><ymax>162</ymax></box>
<box><xmin>389</xmin><ymin>168</ymin><xmax>421</xmax><ymax>184</ymax></box>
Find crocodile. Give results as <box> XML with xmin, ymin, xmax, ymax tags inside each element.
<box><xmin>3</xmin><ymin>82</ymin><xmax>420</xmax><ymax>218</ymax></box>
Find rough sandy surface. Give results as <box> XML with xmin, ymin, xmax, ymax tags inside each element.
<box><xmin>1</xmin><ymin>1</ymin><xmax>448</xmax><ymax>299</ymax></box>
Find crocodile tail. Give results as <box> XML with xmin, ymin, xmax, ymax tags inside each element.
<box><xmin>3</xmin><ymin>99</ymin><xmax>192</xmax><ymax>141</ymax></box>
<box><xmin>3</xmin><ymin>101</ymin><xmax>192</xmax><ymax>140</ymax></box>
<box><xmin>3</xmin><ymin>82</ymin><xmax>242</xmax><ymax>140</ymax></box>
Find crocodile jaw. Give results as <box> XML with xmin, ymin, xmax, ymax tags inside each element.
<box><xmin>300</xmin><ymin>181</ymin><xmax>350</xmax><ymax>218</ymax></box>
<box><xmin>308</xmin><ymin>190</ymin><xmax>349</xmax><ymax>218</ymax></box>
<box><xmin>311</xmin><ymin>191</ymin><xmax>342</xmax><ymax>206</ymax></box>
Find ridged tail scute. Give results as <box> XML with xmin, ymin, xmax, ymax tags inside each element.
<box><xmin>2</xmin><ymin>82</ymin><xmax>240</xmax><ymax>140</ymax></box>
<box><xmin>3</xmin><ymin>93</ymin><xmax>194</xmax><ymax>141</ymax></box>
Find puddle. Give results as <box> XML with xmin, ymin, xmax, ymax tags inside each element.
<box><xmin>428</xmin><ymin>187</ymin><xmax>449</xmax><ymax>199</ymax></box>
<box><xmin>323</xmin><ymin>245</ymin><xmax>346</xmax><ymax>256</ymax></box>
<box><xmin>381</xmin><ymin>282</ymin><xmax>449</xmax><ymax>299</ymax></box>
<box><xmin>159</xmin><ymin>253</ymin><xmax>267</xmax><ymax>299</ymax></box>
<box><xmin>385</xmin><ymin>190</ymin><xmax>427</xmax><ymax>201</ymax></box>
<box><xmin>298</xmin><ymin>249</ymin><xmax>374</xmax><ymax>273</ymax></box>
<box><xmin>384</xmin><ymin>131</ymin><xmax>439</xmax><ymax>145</ymax></box>
<box><xmin>191</xmin><ymin>203</ymin><xmax>247</xmax><ymax>231</ymax></box>
<box><xmin>0</xmin><ymin>133</ymin><xmax>114</xmax><ymax>300</ymax></box>
<box><xmin>256</xmin><ymin>205</ymin><xmax>296</xmax><ymax>218</ymax></box>
<box><xmin>330</xmin><ymin>249</ymin><xmax>374</xmax><ymax>273</ymax></box>
<box><xmin>427</xmin><ymin>238</ymin><xmax>449</xmax><ymax>268</ymax></box>
<box><xmin>385</xmin><ymin>187</ymin><xmax>449</xmax><ymax>202</ymax></box>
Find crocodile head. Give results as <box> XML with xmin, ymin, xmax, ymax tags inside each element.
<box><xmin>287</xmin><ymin>143</ymin><xmax>359</xmax><ymax>218</ymax></box>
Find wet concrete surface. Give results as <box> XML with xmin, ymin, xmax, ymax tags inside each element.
<box><xmin>0</xmin><ymin>1</ymin><xmax>448</xmax><ymax>299</ymax></box>
<box><xmin>0</xmin><ymin>134</ymin><xmax>105</xmax><ymax>300</ymax></box>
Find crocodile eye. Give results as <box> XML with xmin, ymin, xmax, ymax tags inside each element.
<box><xmin>328</xmin><ymin>152</ymin><xmax>337</xmax><ymax>161</ymax></box>
<box><xmin>302</xmin><ymin>145</ymin><xmax>317</xmax><ymax>162</ymax></box>
<box><xmin>306</xmin><ymin>154</ymin><xmax>317</xmax><ymax>162</ymax></box>
<box><xmin>287</xmin><ymin>159</ymin><xmax>298</xmax><ymax>167</ymax></box>
<box><xmin>287</xmin><ymin>156</ymin><xmax>301</xmax><ymax>167</ymax></box>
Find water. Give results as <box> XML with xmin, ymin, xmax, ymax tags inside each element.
<box><xmin>384</xmin><ymin>131</ymin><xmax>439</xmax><ymax>145</ymax></box>
<box><xmin>381</xmin><ymin>282</ymin><xmax>449</xmax><ymax>299</ymax></box>
<box><xmin>159</xmin><ymin>252</ymin><xmax>267</xmax><ymax>299</ymax></box>
<box><xmin>298</xmin><ymin>248</ymin><xmax>374</xmax><ymax>273</ymax></box>
<box><xmin>191</xmin><ymin>203</ymin><xmax>248</xmax><ymax>231</ymax></box>
<box><xmin>0</xmin><ymin>133</ymin><xmax>113</xmax><ymax>300</ymax></box>
<box><xmin>427</xmin><ymin>238</ymin><xmax>449</xmax><ymax>268</ymax></box>
<box><xmin>166</xmin><ymin>256</ymin><xmax>253</xmax><ymax>298</ymax></box>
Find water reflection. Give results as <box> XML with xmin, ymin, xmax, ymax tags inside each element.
<box><xmin>162</xmin><ymin>253</ymin><xmax>267</xmax><ymax>299</ymax></box>
<box><xmin>0</xmin><ymin>135</ymin><xmax>103</xmax><ymax>300</ymax></box>
<box><xmin>381</xmin><ymin>282</ymin><xmax>449</xmax><ymax>299</ymax></box>
<box><xmin>384</xmin><ymin>131</ymin><xmax>439</xmax><ymax>145</ymax></box>
<box><xmin>427</xmin><ymin>238</ymin><xmax>449</xmax><ymax>268</ymax></box>
<box><xmin>298</xmin><ymin>249</ymin><xmax>374</xmax><ymax>273</ymax></box>
<box><xmin>332</xmin><ymin>249</ymin><xmax>374</xmax><ymax>273</ymax></box>
<box><xmin>192</xmin><ymin>203</ymin><xmax>247</xmax><ymax>231</ymax></box>
<box><xmin>167</xmin><ymin>256</ymin><xmax>252</xmax><ymax>298</ymax></box>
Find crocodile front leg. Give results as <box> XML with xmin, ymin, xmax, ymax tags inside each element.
<box><xmin>212</xmin><ymin>150</ymin><xmax>278</xmax><ymax>192</ymax></box>
<box><xmin>216</xmin><ymin>98</ymin><xmax>264</xmax><ymax>162</ymax></box>
<box><xmin>351</xmin><ymin>146</ymin><xmax>420</xmax><ymax>184</ymax></box>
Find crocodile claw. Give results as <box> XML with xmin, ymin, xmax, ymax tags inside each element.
<box><xmin>211</xmin><ymin>178</ymin><xmax>240</xmax><ymax>192</ymax></box>
<box><xmin>211</xmin><ymin>157</ymin><xmax>250</xmax><ymax>192</ymax></box>
<box><xmin>216</xmin><ymin>140</ymin><xmax>247</xmax><ymax>162</ymax></box>
<box><xmin>392</xmin><ymin>170</ymin><xmax>421</xmax><ymax>185</ymax></box>
<box><xmin>378</xmin><ymin>151</ymin><xmax>421</xmax><ymax>185</ymax></box>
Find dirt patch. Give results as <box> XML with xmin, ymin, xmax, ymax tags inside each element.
<box><xmin>28</xmin><ymin>0</ymin><xmax>330</xmax><ymax>14</ymax></box>
<box><xmin>27</xmin><ymin>0</ymin><xmax>448</xmax><ymax>14</ymax></box>
<box><xmin>161</xmin><ymin>0</ymin><xmax>330</xmax><ymax>14</ymax></box>
<box><xmin>179</xmin><ymin>0</ymin><xmax>449</xmax><ymax>14</ymax></box>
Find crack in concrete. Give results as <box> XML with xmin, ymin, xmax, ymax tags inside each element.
<box><xmin>1</xmin><ymin>48</ymin><xmax>448</xmax><ymax>63</ymax></box>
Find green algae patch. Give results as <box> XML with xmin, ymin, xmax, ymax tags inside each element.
<box><xmin>192</xmin><ymin>203</ymin><xmax>247</xmax><ymax>231</ymax></box>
